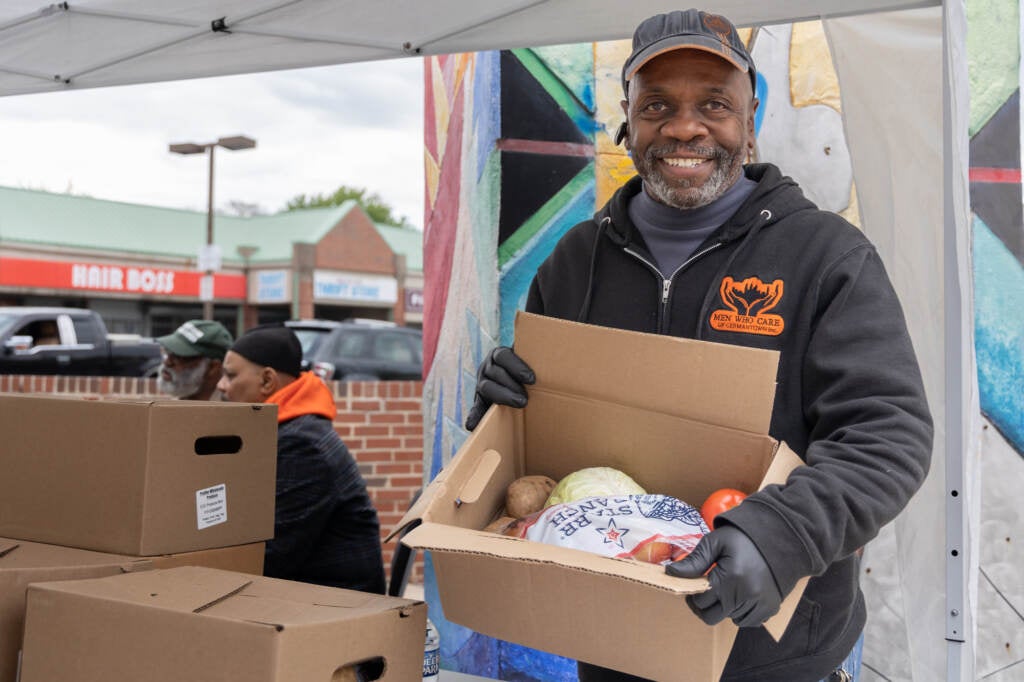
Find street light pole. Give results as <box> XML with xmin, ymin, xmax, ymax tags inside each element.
<box><xmin>203</xmin><ymin>144</ymin><xmax>216</xmax><ymax>320</ymax></box>
<box><xmin>236</xmin><ymin>244</ymin><xmax>260</xmax><ymax>335</ymax></box>
<box><xmin>169</xmin><ymin>135</ymin><xmax>257</xmax><ymax>321</ymax></box>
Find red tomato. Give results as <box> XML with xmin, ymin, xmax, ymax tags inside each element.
<box><xmin>700</xmin><ymin>488</ymin><xmax>748</xmax><ymax>528</ymax></box>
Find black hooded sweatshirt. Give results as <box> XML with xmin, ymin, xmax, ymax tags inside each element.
<box><xmin>526</xmin><ymin>164</ymin><xmax>933</xmax><ymax>681</ymax></box>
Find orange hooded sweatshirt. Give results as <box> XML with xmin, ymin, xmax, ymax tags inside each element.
<box><xmin>266</xmin><ymin>371</ymin><xmax>336</xmax><ymax>423</ymax></box>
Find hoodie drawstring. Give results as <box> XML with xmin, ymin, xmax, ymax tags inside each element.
<box><xmin>576</xmin><ymin>216</ymin><xmax>611</xmax><ymax>323</ymax></box>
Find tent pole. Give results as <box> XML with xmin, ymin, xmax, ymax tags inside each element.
<box><xmin>942</xmin><ymin>0</ymin><xmax>969</xmax><ymax>680</ymax></box>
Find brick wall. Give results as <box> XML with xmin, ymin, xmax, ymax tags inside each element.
<box><xmin>328</xmin><ymin>380</ymin><xmax>426</xmax><ymax>588</ymax></box>
<box><xmin>0</xmin><ymin>374</ymin><xmax>425</xmax><ymax>590</ymax></box>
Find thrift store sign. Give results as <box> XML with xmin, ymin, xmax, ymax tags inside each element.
<box><xmin>313</xmin><ymin>270</ymin><xmax>397</xmax><ymax>304</ymax></box>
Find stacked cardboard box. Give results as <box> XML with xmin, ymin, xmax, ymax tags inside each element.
<box><xmin>0</xmin><ymin>396</ymin><xmax>278</xmax><ymax>555</ymax></box>
<box><xmin>19</xmin><ymin>566</ymin><xmax>426</xmax><ymax>682</ymax></box>
<box><xmin>395</xmin><ymin>312</ymin><xmax>808</xmax><ymax>681</ymax></box>
<box><xmin>1</xmin><ymin>395</ymin><xmax>427</xmax><ymax>681</ymax></box>
<box><xmin>0</xmin><ymin>538</ymin><xmax>265</xmax><ymax>682</ymax></box>
<box><xmin>0</xmin><ymin>396</ymin><xmax>279</xmax><ymax>682</ymax></box>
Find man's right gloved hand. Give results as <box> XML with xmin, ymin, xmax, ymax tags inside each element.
<box><xmin>464</xmin><ymin>346</ymin><xmax>535</xmax><ymax>431</ymax></box>
<box><xmin>665</xmin><ymin>525</ymin><xmax>783</xmax><ymax>628</ymax></box>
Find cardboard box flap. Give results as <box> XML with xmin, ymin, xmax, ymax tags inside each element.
<box><xmin>203</xmin><ymin>592</ymin><xmax>421</xmax><ymax>628</ymax></box>
<box><xmin>760</xmin><ymin>441</ymin><xmax>803</xmax><ymax>488</ymax></box>
<box><xmin>388</xmin><ymin>431</ymin><xmax>516</xmax><ymax>541</ymax></box>
<box><xmin>240</xmin><ymin>576</ymin><xmax>416</xmax><ymax>611</ymax></box>
<box><xmin>0</xmin><ymin>537</ymin><xmax>154</xmax><ymax>571</ymax></box>
<box><xmin>386</xmin><ymin>491</ymin><xmax>433</xmax><ymax>542</ymax></box>
<box><xmin>514</xmin><ymin>312</ymin><xmax>779</xmax><ymax>433</ymax></box>
<box><xmin>765</xmin><ymin>576</ymin><xmax>809</xmax><ymax>641</ymax></box>
<box><xmin>388</xmin><ymin>437</ymin><xmax>511</xmax><ymax>541</ymax></box>
<box><xmin>37</xmin><ymin>565</ymin><xmax>252</xmax><ymax>613</ymax></box>
<box><xmin>404</xmin><ymin>522</ymin><xmax>712</xmax><ymax>595</ymax></box>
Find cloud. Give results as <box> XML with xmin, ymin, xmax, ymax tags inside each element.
<box><xmin>263</xmin><ymin>58</ymin><xmax>424</xmax><ymax>130</ymax></box>
<box><xmin>0</xmin><ymin>58</ymin><xmax>425</xmax><ymax>225</ymax></box>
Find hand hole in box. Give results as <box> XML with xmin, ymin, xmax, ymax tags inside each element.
<box><xmin>194</xmin><ymin>435</ymin><xmax>243</xmax><ymax>455</ymax></box>
<box><xmin>332</xmin><ymin>657</ymin><xmax>385</xmax><ymax>681</ymax></box>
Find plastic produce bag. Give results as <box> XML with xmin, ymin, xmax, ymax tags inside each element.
<box><xmin>504</xmin><ymin>494</ymin><xmax>709</xmax><ymax>565</ymax></box>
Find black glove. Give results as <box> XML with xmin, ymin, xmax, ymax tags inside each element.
<box><xmin>464</xmin><ymin>346</ymin><xmax>535</xmax><ymax>431</ymax></box>
<box><xmin>665</xmin><ymin>525</ymin><xmax>782</xmax><ymax>628</ymax></box>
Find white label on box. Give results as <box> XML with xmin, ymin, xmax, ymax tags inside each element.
<box><xmin>196</xmin><ymin>484</ymin><xmax>228</xmax><ymax>529</ymax></box>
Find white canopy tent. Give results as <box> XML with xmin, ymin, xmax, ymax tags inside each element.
<box><xmin>0</xmin><ymin>0</ymin><xmax>942</xmax><ymax>95</ymax></box>
<box><xmin>0</xmin><ymin>2</ymin><xmax>974</xmax><ymax>680</ymax></box>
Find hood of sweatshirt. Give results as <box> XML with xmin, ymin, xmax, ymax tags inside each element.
<box><xmin>266</xmin><ymin>371</ymin><xmax>337</xmax><ymax>423</ymax></box>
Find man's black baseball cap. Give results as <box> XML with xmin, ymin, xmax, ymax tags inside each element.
<box><xmin>229</xmin><ymin>324</ymin><xmax>303</xmax><ymax>377</ymax></box>
<box><xmin>622</xmin><ymin>9</ymin><xmax>757</xmax><ymax>93</ymax></box>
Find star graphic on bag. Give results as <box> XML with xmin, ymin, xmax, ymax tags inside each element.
<box><xmin>596</xmin><ymin>519</ymin><xmax>629</xmax><ymax>548</ymax></box>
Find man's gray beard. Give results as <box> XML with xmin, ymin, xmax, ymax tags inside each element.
<box><xmin>157</xmin><ymin>357</ymin><xmax>210</xmax><ymax>398</ymax></box>
<box><xmin>636</xmin><ymin>143</ymin><xmax>742</xmax><ymax>209</ymax></box>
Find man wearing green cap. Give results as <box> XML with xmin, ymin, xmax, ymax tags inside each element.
<box><xmin>156</xmin><ymin>320</ymin><xmax>233</xmax><ymax>401</ymax></box>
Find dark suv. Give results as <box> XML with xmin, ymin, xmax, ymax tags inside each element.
<box><xmin>284</xmin><ymin>319</ymin><xmax>423</xmax><ymax>382</ymax></box>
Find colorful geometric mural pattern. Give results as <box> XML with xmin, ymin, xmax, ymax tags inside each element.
<box><xmin>423</xmin><ymin>44</ymin><xmax>596</xmax><ymax>680</ymax></box>
<box><xmin>967</xmin><ymin>49</ymin><xmax>1024</xmax><ymax>452</ymax></box>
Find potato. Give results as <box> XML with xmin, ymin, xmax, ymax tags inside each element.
<box><xmin>505</xmin><ymin>475</ymin><xmax>557</xmax><ymax>519</ymax></box>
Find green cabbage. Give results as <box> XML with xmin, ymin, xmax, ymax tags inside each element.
<box><xmin>544</xmin><ymin>467</ymin><xmax>647</xmax><ymax>507</ymax></box>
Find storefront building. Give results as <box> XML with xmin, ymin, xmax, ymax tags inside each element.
<box><xmin>0</xmin><ymin>186</ymin><xmax>423</xmax><ymax>337</ymax></box>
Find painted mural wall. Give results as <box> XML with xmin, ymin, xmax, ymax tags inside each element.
<box><xmin>963</xmin><ymin>2</ymin><xmax>1024</xmax><ymax>680</ymax></box>
<box><xmin>421</xmin><ymin>4</ymin><xmax>1024</xmax><ymax>679</ymax></box>
<box><xmin>421</xmin><ymin>44</ymin><xmax>593</xmax><ymax>681</ymax></box>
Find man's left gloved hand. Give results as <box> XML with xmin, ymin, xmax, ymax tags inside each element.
<box><xmin>464</xmin><ymin>346</ymin><xmax>535</xmax><ymax>432</ymax></box>
<box><xmin>665</xmin><ymin>525</ymin><xmax>783</xmax><ymax>628</ymax></box>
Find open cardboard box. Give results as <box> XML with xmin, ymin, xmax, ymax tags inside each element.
<box><xmin>0</xmin><ymin>396</ymin><xmax>277</xmax><ymax>556</ymax></box>
<box><xmin>0</xmin><ymin>538</ymin><xmax>265</xmax><ymax>682</ymax></box>
<box><xmin>395</xmin><ymin>312</ymin><xmax>808</xmax><ymax>681</ymax></box>
<box><xmin>19</xmin><ymin>566</ymin><xmax>426</xmax><ymax>682</ymax></box>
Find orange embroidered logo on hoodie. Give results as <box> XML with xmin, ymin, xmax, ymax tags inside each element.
<box><xmin>709</xmin><ymin>276</ymin><xmax>785</xmax><ymax>336</ymax></box>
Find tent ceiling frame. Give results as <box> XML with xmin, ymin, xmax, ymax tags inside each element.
<box><xmin>227</xmin><ymin>26</ymin><xmax>395</xmax><ymax>51</ymax></box>
<box><xmin>407</xmin><ymin>0</ymin><xmax>550</xmax><ymax>53</ymax></box>
<box><xmin>0</xmin><ymin>0</ymin><xmax>312</xmax><ymax>84</ymax></box>
<box><xmin>0</xmin><ymin>0</ymin><xmax>561</xmax><ymax>85</ymax></box>
<box><xmin>64</xmin><ymin>0</ymin><xmax>308</xmax><ymax>82</ymax></box>
<box><xmin>0</xmin><ymin>0</ymin><xmax>944</xmax><ymax>93</ymax></box>
<box><xmin>0</xmin><ymin>4</ymin><xmax>62</xmax><ymax>33</ymax></box>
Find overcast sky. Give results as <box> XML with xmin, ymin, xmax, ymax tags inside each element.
<box><xmin>0</xmin><ymin>57</ymin><xmax>426</xmax><ymax>228</ymax></box>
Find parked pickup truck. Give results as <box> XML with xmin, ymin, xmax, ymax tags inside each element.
<box><xmin>0</xmin><ymin>307</ymin><xmax>163</xmax><ymax>377</ymax></box>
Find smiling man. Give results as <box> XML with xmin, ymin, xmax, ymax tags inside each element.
<box><xmin>464</xmin><ymin>9</ymin><xmax>933</xmax><ymax>682</ymax></box>
<box><xmin>623</xmin><ymin>46</ymin><xmax>754</xmax><ymax>211</ymax></box>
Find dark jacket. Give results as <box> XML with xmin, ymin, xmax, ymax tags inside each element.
<box><xmin>265</xmin><ymin>372</ymin><xmax>385</xmax><ymax>594</ymax></box>
<box><xmin>528</xmin><ymin>164</ymin><xmax>933</xmax><ymax>681</ymax></box>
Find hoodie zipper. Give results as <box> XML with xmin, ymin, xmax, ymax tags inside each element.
<box><xmin>624</xmin><ymin>243</ymin><xmax>723</xmax><ymax>333</ymax></box>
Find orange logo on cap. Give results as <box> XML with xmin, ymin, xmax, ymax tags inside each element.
<box><xmin>702</xmin><ymin>13</ymin><xmax>733</xmax><ymax>45</ymax></box>
<box><xmin>709</xmin><ymin>276</ymin><xmax>785</xmax><ymax>336</ymax></box>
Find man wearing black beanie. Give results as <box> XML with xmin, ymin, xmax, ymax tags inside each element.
<box><xmin>218</xmin><ymin>325</ymin><xmax>386</xmax><ymax>595</ymax></box>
